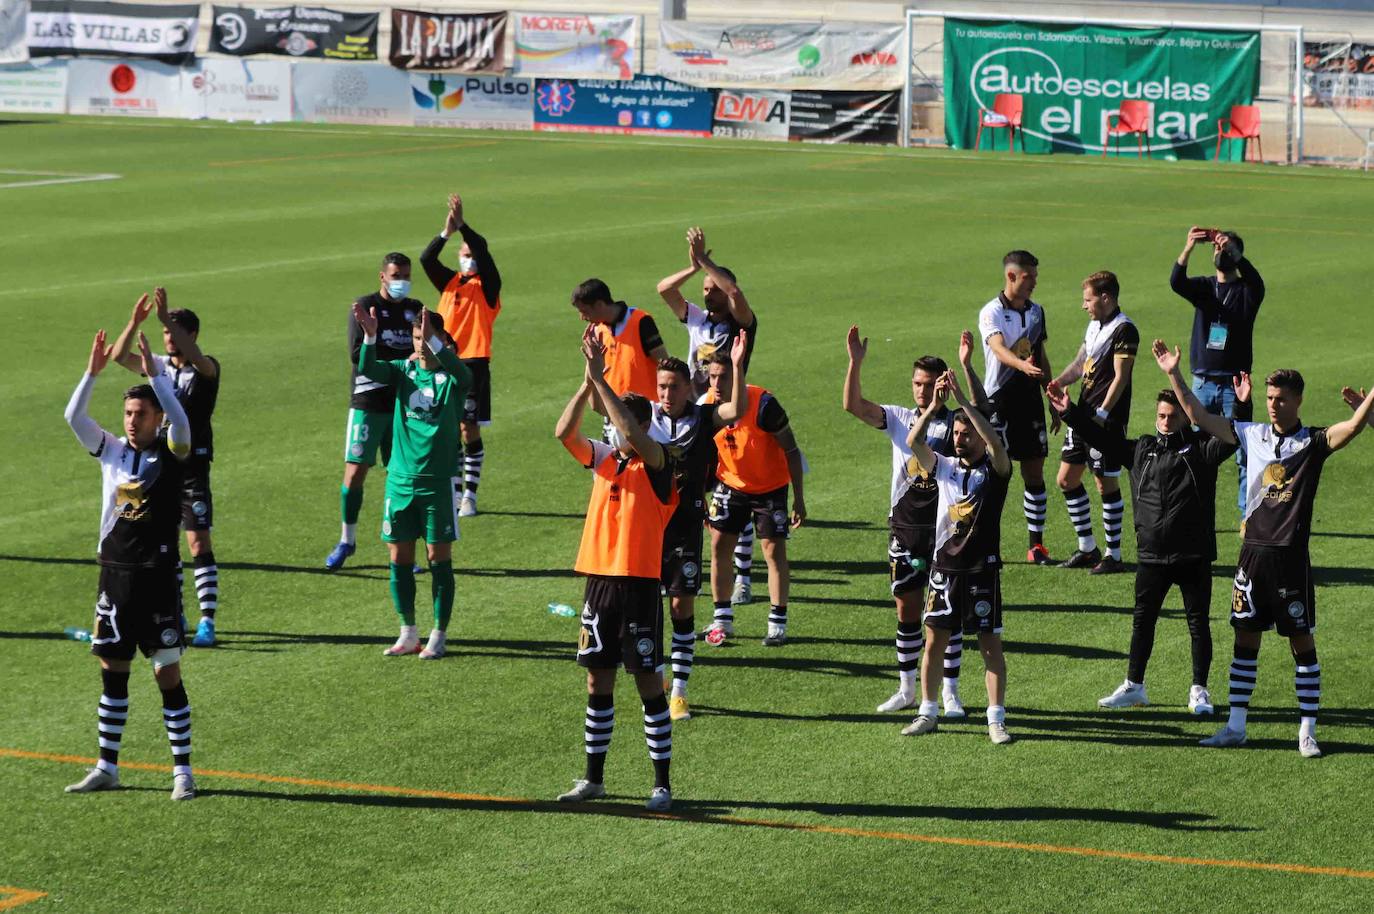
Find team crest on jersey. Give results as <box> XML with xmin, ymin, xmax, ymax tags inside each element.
<box><xmin>1012</xmin><ymin>338</ymin><xmax>1033</xmax><ymax>359</ymax></box>
<box><xmin>407</xmin><ymin>387</ymin><xmax>438</xmax><ymax>418</ymax></box>
<box><xmin>904</xmin><ymin>456</ymin><xmax>931</xmax><ymax>480</ymax></box>
<box><xmin>696</xmin><ymin>341</ymin><xmax>720</xmax><ymax>364</ymax></box>
<box><xmin>114</xmin><ymin>481</ymin><xmax>148</xmax><ymax>520</ymax></box>
<box><xmin>1261</xmin><ymin>463</ymin><xmax>1293</xmax><ymax>502</ymax></box>
<box><xmin>1082</xmin><ymin>356</ymin><xmax>1097</xmax><ymax>389</ymax></box>
<box><xmin>949</xmin><ymin>498</ymin><xmax>975</xmax><ymax>534</ymax></box>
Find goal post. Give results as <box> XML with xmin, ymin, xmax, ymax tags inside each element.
<box><xmin>901</xmin><ymin>8</ymin><xmax>1306</xmax><ymax>164</ymax></box>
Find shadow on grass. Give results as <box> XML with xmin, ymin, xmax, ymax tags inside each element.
<box><xmin>0</xmin><ymin>553</ymin><xmax>384</xmax><ymax>580</ymax></box>
<box><xmin>178</xmin><ymin>786</ymin><xmax>1243</xmax><ymax>833</ymax></box>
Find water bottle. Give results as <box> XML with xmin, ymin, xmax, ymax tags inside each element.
<box><xmin>64</xmin><ymin>626</ymin><xmax>92</xmax><ymax>643</ymax></box>
<box><xmin>547</xmin><ymin>602</ymin><xmax>577</xmax><ymax>618</ymax></box>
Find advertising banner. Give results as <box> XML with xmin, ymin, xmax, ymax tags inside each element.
<box><xmin>183</xmin><ymin>58</ymin><xmax>291</xmax><ymax>122</ymax></box>
<box><xmin>411</xmin><ymin>73</ymin><xmax>532</xmax><ymax>129</ymax></box>
<box><xmin>711</xmin><ymin>88</ymin><xmax>789</xmax><ymax>141</ymax></box>
<box><xmin>513</xmin><ymin>11</ymin><xmax>637</xmax><ymax>80</ymax></box>
<box><xmin>943</xmin><ymin>19</ymin><xmax>1260</xmax><ymax>159</ymax></box>
<box><xmin>66</xmin><ymin>56</ymin><xmax>181</xmax><ymax>116</ymax></box>
<box><xmin>389</xmin><ymin>9</ymin><xmax>506</xmax><ymax>72</ymax></box>
<box><xmin>533</xmin><ymin>74</ymin><xmax>713</xmax><ymax>137</ymax></box>
<box><xmin>788</xmin><ymin>89</ymin><xmax>898</xmax><ymax>144</ymax></box>
<box><xmin>28</xmin><ymin>0</ymin><xmax>198</xmax><ymax>65</ymax></box>
<box><xmin>1</xmin><ymin>0</ymin><xmax>27</xmax><ymax>63</ymax></box>
<box><xmin>657</xmin><ymin>20</ymin><xmax>903</xmax><ymax>91</ymax></box>
<box><xmin>0</xmin><ymin>60</ymin><xmax>67</xmax><ymax>111</ymax></box>
<box><xmin>292</xmin><ymin>59</ymin><xmax>410</xmax><ymax>124</ymax></box>
<box><xmin>209</xmin><ymin>5</ymin><xmax>377</xmax><ymax>60</ymax></box>
<box><xmin>1304</xmin><ymin>40</ymin><xmax>1374</xmax><ymax>110</ymax></box>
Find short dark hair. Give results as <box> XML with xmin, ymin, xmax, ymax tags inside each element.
<box><xmin>572</xmin><ymin>278</ymin><xmax>613</xmax><ymax>308</ymax></box>
<box><xmin>913</xmin><ymin>355</ymin><xmax>948</xmax><ymax>376</ymax></box>
<box><xmin>1156</xmin><ymin>389</ymin><xmax>1181</xmax><ymax>408</ymax></box>
<box><xmin>657</xmin><ymin>357</ymin><xmax>691</xmax><ymax>382</ymax></box>
<box><xmin>382</xmin><ymin>252</ymin><xmax>410</xmax><ymax>270</ymax></box>
<box><xmin>1083</xmin><ymin>271</ymin><xmax>1119</xmax><ymax>298</ymax></box>
<box><xmin>713</xmin><ymin>265</ymin><xmax>738</xmax><ymax>285</ymax></box>
<box><xmin>411</xmin><ymin>309</ymin><xmax>444</xmax><ymax>328</ymax></box>
<box><xmin>123</xmin><ymin>384</ymin><xmax>161</xmax><ymax>409</ymax></box>
<box><xmin>1218</xmin><ymin>231</ymin><xmax>1244</xmax><ymax>255</ymax></box>
<box><xmin>1003</xmin><ymin>250</ymin><xmax>1039</xmax><ymax>270</ymax></box>
<box><xmin>620</xmin><ymin>393</ymin><xmax>652</xmax><ymax>425</ymax></box>
<box><xmin>167</xmin><ymin>307</ymin><xmax>200</xmax><ymax>335</ymax></box>
<box><xmin>949</xmin><ymin>408</ymin><xmax>974</xmax><ymax>430</ymax></box>
<box><xmin>1266</xmin><ymin>368</ymin><xmax>1304</xmax><ymax>395</ymax></box>
<box><xmin>704</xmin><ymin>347</ymin><xmax>732</xmax><ymax>367</ymax></box>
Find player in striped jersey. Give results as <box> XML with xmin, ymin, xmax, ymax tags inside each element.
<box><xmin>63</xmin><ymin>329</ymin><xmax>198</xmax><ymax>800</ymax></box>
<box><xmin>354</xmin><ymin>305</ymin><xmax>472</xmax><ymax>660</ymax></box>
<box><xmin>1051</xmin><ymin>271</ymin><xmax>1138</xmax><ymax>575</ymax></box>
<box><xmin>555</xmin><ymin>330</ymin><xmax>679</xmax><ymax>811</ymax></box>
<box><xmin>1157</xmin><ymin>342</ymin><xmax>1374</xmax><ymax>758</ymax></box>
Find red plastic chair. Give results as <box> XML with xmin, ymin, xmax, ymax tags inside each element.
<box><xmin>975</xmin><ymin>93</ymin><xmax>1023</xmax><ymax>152</ymax></box>
<box><xmin>1102</xmin><ymin>100</ymin><xmax>1151</xmax><ymax>157</ymax></box>
<box><xmin>1216</xmin><ymin>105</ymin><xmax>1262</xmax><ymax>163</ymax></box>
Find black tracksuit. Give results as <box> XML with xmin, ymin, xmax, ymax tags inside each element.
<box><xmin>1060</xmin><ymin>397</ymin><xmax>1250</xmax><ymax>686</ymax></box>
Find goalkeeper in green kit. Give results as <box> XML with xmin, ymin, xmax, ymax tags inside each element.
<box><xmin>354</xmin><ymin>302</ymin><xmax>473</xmax><ymax>659</ymax></box>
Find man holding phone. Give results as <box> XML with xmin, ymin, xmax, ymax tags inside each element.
<box><xmin>1170</xmin><ymin>226</ymin><xmax>1264</xmax><ymax>511</ymax></box>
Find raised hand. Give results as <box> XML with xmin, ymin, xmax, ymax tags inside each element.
<box><xmin>1152</xmin><ymin>339</ymin><xmax>1181</xmax><ymax>375</ymax></box>
<box><xmin>352</xmin><ymin>301</ymin><xmax>378</xmax><ymax>337</ymax></box>
<box><xmin>1341</xmin><ymin>386</ymin><xmax>1368</xmax><ymax>410</ymax></box>
<box><xmin>419</xmin><ymin>307</ymin><xmax>433</xmax><ymax>342</ymax></box>
<box><xmin>1233</xmin><ymin>371</ymin><xmax>1252</xmax><ymax>403</ymax></box>
<box><xmin>582</xmin><ymin>326</ymin><xmax>607</xmax><ymax>378</ymax></box>
<box><xmin>687</xmin><ymin>226</ymin><xmax>709</xmax><ymax>267</ymax></box>
<box><xmin>1185</xmin><ymin>225</ymin><xmax>1210</xmax><ymax>250</ymax></box>
<box><xmin>731</xmin><ymin>328</ymin><xmax>749</xmax><ymax>365</ymax></box>
<box><xmin>1045</xmin><ymin>380</ymin><xmax>1070</xmax><ymax>414</ymax></box>
<box><xmin>959</xmin><ymin>329</ymin><xmax>975</xmax><ymax>366</ymax></box>
<box><xmin>130</xmin><ymin>293</ymin><xmax>153</xmax><ymax>326</ymax></box>
<box><xmin>845</xmin><ymin>325</ymin><xmax>867</xmax><ymax>362</ymax></box>
<box><xmin>941</xmin><ymin>369</ymin><xmax>968</xmax><ymax>406</ymax></box>
<box><xmin>88</xmin><ymin>329</ymin><xmax>113</xmax><ymax>375</ymax></box>
<box><xmin>153</xmin><ymin>286</ymin><xmax>170</xmax><ymax>324</ymax></box>
<box><xmin>137</xmin><ymin>332</ymin><xmax>157</xmax><ymax>378</ymax></box>
<box><xmin>446</xmin><ymin>193</ymin><xmax>464</xmax><ymax>234</ymax></box>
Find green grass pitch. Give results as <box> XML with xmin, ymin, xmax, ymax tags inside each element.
<box><xmin>2</xmin><ymin>115</ymin><xmax>1373</xmax><ymax>912</ymax></box>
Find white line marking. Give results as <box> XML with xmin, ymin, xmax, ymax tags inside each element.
<box><xmin>0</xmin><ymin>169</ymin><xmax>121</xmax><ymax>190</ymax></box>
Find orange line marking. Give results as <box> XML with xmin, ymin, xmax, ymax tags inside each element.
<box><xmin>6</xmin><ymin>747</ymin><xmax>1372</xmax><ymax>881</ymax></box>
<box><xmin>0</xmin><ymin>887</ymin><xmax>47</xmax><ymax>911</ymax></box>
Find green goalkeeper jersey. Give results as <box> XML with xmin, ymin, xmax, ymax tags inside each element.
<box><xmin>358</xmin><ymin>336</ymin><xmax>472</xmax><ymax>481</ymax></box>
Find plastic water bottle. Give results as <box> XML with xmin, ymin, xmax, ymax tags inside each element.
<box><xmin>64</xmin><ymin>626</ymin><xmax>92</xmax><ymax>643</ymax></box>
<box><xmin>547</xmin><ymin>602</ymin><xmax>577</xmax><ymax>618</ymax></box>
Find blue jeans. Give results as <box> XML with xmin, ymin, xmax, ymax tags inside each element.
<box><xmin>1192</xmin><ymin>374</ymin><xmax>1245</xmax><ymax>513</ymax></box>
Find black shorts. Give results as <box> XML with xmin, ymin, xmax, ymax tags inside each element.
<box><xmin>463</xmin><ymin>358</ymin><xmax>492</xmax><ymax>425</ymax></box>
<box><xmin>707</xmin><ymin>481</ymin><xmax>790</xmax><ymax>540</ymax></box>
<box><xmin>181</xmin><ymin>460</ymin><xmax>214</xmax><ymax>530</ymax></box>
<box><xmin>92</xmin><ymin>565</ymin><xmax>184</xmax><ymax>663</ymax></box>
<box><xmin>924</xmin><ymin>566</ymin><xmax>1003</xmax><ymax>635</ymax></box>
<box><xmin>988</xmin><ymin>383</ymin><xmax>1048</xmax><ymax>461</ymax></box>
<box><xmin>1060</xmin><ymin>424</ymin><xmax>1123</xmax><ymax>476</ymax></box>
<box><xmin>889</xmin><ymin>524</ymin><xmax>934</xmax><ymax>596</ymax></box>
<box><xmin>578</xmin><ymin>575</ymin><xmax>664</xmax><ymax>672</ymax></box>
<box><xmin>662</xmin><ymin>507</ymin><xmax>704</xmax><ymax>596</ymax></box>
<box><xmin>1231</xmin><ymin>545</ymin><xmax>1315</xmax><ymax>636</ymax></box>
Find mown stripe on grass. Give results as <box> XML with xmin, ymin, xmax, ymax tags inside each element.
<box><xmin>6</xmin><ymin>746</ymin><xmax>1373</xmax><ymax>881</ymax></box>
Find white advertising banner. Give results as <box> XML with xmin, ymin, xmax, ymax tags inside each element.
<box><xmin>184</xmin><ymin>58</ymin><xmax>292</xmax><ymax>122</ymax></box>
<box><xmin>410</xmin><ymin>73</ymin><xmax>532</xmax><ymax>129</ymax></box>
<box><xmin>711</xmin><ymin>88</ymin><xmax>789</xmax><ymax>140</ymax></box>
<box><xmin>512</xmin><ymin>12</ymin><xmax>638</xmax><ymax>80</ymax></box>
<box><xmin>28</xmin><ymin>1</ymin><xmax>199</xmax><ymax>65</ymax></box>
<box><xmin>66</xmin><ymin>57</ymin><xmax>182</xmax><ymax>117</ymax></box>
<box><xmin>292</xmin><ymin>60</ymin><xmax>409</xmax><ymax>125</ymax></box>
<box><xmin>1</xmin><ymin>0</ymin><xmax>27</xmax><ymax>63</ymax></box>
<box><xmin>657</xmin><ymin>20</ymin><xmax>904</xmax><ymax>91</ymax></box>
<box><xmin>0</xmin><ymin>60</ymin><xmax>67</xmax><ymax>112</ymax></box>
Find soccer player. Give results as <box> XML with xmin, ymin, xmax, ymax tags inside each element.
<box><xmin>647</xmin><ymin>335</ymin><xmax>749</xmax><ymax>722</ymax></box>
<box><xmin>555</xmin><ymin>331</ymin><xmax>679</xmax><ymax>811</ymax></box>
<box><xmin>845</xmin><ymin>327</ymin><xmax>995</xmax><ymax>716</ymax></box>
<box><xmin>354</xmin><ymin>304</ymin><xmax>472</xmax><ymax>660</ymax></box>
<box><xmin>901</xmin><ymin>370</ymin><xmax>1014</xmax><ymax>744</ymax></box>
<box><xmin>700</xmin><ymin>349</ymin><xmax>806</xmax><ymax>646</ymax></box>
<box><xmin>1050</xmin><ymin>271</ymin><xmax>1138</xmax><ymax>575</ymax></box>
<box><xmin>422</xmin><ymin>193</ymin><xmax>502</xmax><ymax>518</ymax></box>
<box><xmin>657</xmin><ymin>226</ymin><xmax>760</xmax><ymax>606</ymax></box>
<box><xmin>111</xmin><ymin>288</ymin><xmax>222</xmax><ymax>646</ymax></box>
<box><xmin>978</xmin><ymin>250</ymin><xmax>1058</xmax><ymax>565</ymax></box>
<box><xmin>1046</xmin><ymin>370</ymin><xmax>1252</xmax><ymax>715</ymax></box>
<box><xmin>571</xmin><ymin>278</ymin><xmax>670</xmax><ymax>401</ymax></box>
<box><xmin>1155</xmin><ymin>341</ymin><xmax>1374</xmax><ymax>757</ymax></box>
<box><xmin>325</xmin><ymin>252</ymin><xmax>427</xmax><ymax>571</ymax></box>
<box><xmin>63</xmin><ymin>329</ymin><xmax>197</xmax><ymax>800</ymax></box>
<box><xmin>1171</xmin><ymin>227</ymin><xmax>1264</xmax><ymax>512</ymax></box>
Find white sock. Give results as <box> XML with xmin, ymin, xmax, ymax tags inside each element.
<box><xmin>1108</xmin><ymin>547</ymin><xmax>1122</xmax><ymax>560</ymax></box>
<box><xmin>1078</xmin><ymin>535</ymin><xmax>1097</xmax><ymax>552</ymax></box>
<box><xmin>342</xmin><ymin>523</ymin><xmax>357</xmax><ymax>546</ymax></box>
<box><xmin>1227</xmin><ymin>705</ymin><xmax>1248</xmax><ymax>732</ymax></box>
<box><xmin>899</xmin><ymin>670</ymin><xmax>917</xmax><ymax>695</ymax></box>
<box><xmin>942</xmin><ymin>678</ymin><xmax>960</xmax><ymax>700</ymax></box>
<box><xmin>918</xmin><ymin>699</ymin><xmax>939</xmax><ymax>717</ymax></box>
<box><xmin>988</xmin><ymin>705</ymin><xmax>1007</xmax><ymax>724</ymax></box>
<box><xmin>398</xmin><ymin>624</ymin><xmax>418</xmax><ymax>643</ymax></box>
<box><xmin>426</xmin><ymin>629</ymin><xmax>446</xmax><ymax>649</ymax></box>
<box><xmin>1299</xmin><ymin>717</ymin><xmax>1316</xmax><ymax>741</ymax></box>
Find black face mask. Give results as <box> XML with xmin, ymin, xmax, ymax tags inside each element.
<box><xmin>1213</xmin><ymin>248</ymin><xmax>1239</xmax><ymax>273</ymax></box>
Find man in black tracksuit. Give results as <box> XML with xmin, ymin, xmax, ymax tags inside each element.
<box><xmin>1046</xmin><ymin>370</ymin><xmax>1252</xmax><ymax>716</ymax></box>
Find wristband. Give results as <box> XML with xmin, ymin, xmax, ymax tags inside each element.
<box><xmin>1095</xmin><ymin>407</ymin><xmax>1110</xmax><ymax>420</ymax></box>
<box><xmin>363</xmin><ymin>333</ymin><xmax>377</xmax><ymax>345</ymax></box>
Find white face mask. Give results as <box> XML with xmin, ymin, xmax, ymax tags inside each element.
<box><xmin>459</xmin><ymin>256</ymin><xmax>478</xmax><ymax>274</ymax></box>
<box><xmin>608</xmin><ymin>426</ymin><xmax>629</xmax><ymax>453</ymax></box>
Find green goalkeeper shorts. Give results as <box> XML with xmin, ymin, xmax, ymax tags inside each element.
<box><xmin>381</xmin><ymin>476</ymin><xmax>460</xmax><ymax>544</ymax></box>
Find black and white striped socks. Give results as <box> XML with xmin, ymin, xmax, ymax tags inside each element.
<box><xmin>1063</xmin><ymin>484</ymin><xmax>1097</xmax><ymax>553</ymax></box>
<box><xmin>161</xmin><ymin>682</ymin><xmax>192</xmax><ymax>777</ymax></box>
<box><xmin>193</xmin><ymin>552</ymin><xmax>218</xmax><ymax>620</ymax></box>
<box><xmin>1101</xmin><ymin>490</ymin><xmax>1124</xmax><ymax>561</ymax></box>
<box><xmin>583</xmin><ymin>693</ymin><xmax>614</xmax><ymax>784</ymax></box>
<box><xmin>96</xmin><ymin>668</ymin><xmax>130</xmax><ymax>776</ymax></box>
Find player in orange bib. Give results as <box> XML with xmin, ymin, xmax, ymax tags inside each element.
<box><xmin>422</xmin><ymin>193</ymin><xmax>501</xmax><ymax>518</ymax></box>
<box><xmin>570</xmin><ymin>278</ymin><xmax>670</xmax><ymax>402</ymax></box>
<box><xmin>554</xmin><ymin>330</ymin><xmax>679</xmax><ymax>812</ymax></box>
<box><xmin>700</xmin><ymin>349</ymin><xmax>806</xmax><ymax>647</ymax></box>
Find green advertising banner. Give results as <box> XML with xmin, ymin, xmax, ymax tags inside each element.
<box><xmin>943</xmin><ymin>19</ymin><xmax>1260</xmax><ymax>159</ymax></box>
